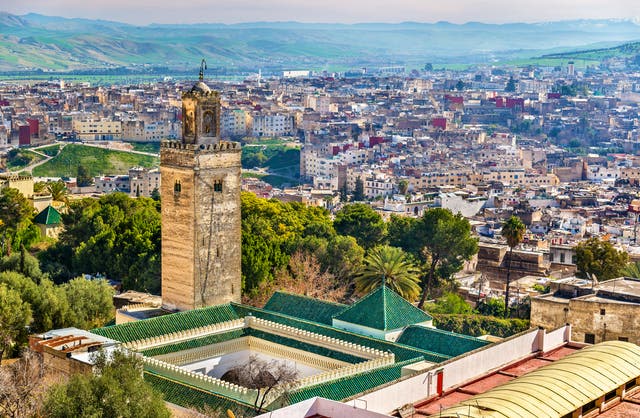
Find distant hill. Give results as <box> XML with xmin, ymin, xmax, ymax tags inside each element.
<box><xmin>540</xmin><ymin>40</ymin><xmax>640</xmax><ymax>61</ymax></box>
<box><xmin>2</xmin><ymin>13</ymin><xmax>640</xmax><ymax>71</ymax></box>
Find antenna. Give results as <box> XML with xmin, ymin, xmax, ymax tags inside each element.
<box><xmin>199</xmin><ymin>58</ymin><xmax>207</xmax><ymax>81</ymax></box>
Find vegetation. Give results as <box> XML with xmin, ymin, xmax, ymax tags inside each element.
<box><xmin>5</xmin><ymin>149</ymin><xmax>44</xmax><ymax>171</ymax></box>
<box><xmin>433</xmin><ymin>314</ymin><xmax>530</xmax><ymax>338</ymax></box>
<box><xmin>501</xmin><ymin>216</ymin><xmax>526</xmax><ymax>317</ymax></box>
<box><xmin>32</xmin><ymin>144</ymin><xmax>158</xmax><ymax>178</ymax></box>
<box><xmin>0</xmin><ymin>350</ymin><xmax>48</xmax><ymax>417</ymax></box>
<box><xmin>575</xmin><ymin>237</ymin><xmax>628</xmax><ymax>282</ymax></box>
<box><xmin>620</xmin><ymin>261</ymin><xmax>640</xmax><ymax>278</ymax></box>
<box><xmin>44</xmin><ymin>349</ymin><xmax>170</xmax><ymax>418</ymax></box>
<box><xmin>0</xmin><ymin>187</ymin><xmax>39</xmax><ymax>254</ymax></box>
<box><xmin>424</xmin><ymin>292</ymin><xmax>474</xmax><ymax>315</ymax></box>
<box><xmin>334</xmin><ymin>203</ymin><xmax>385</xmax><ymax>250</ymax></box>
<box><xmin>355</xmin><ymin>245</ymin><xmax>421</xmax><ymax>301</ymax></box>
<box><xmin>40</xmin><ymin>193</ymin><xmax>161</xmax><ymax>293</ymax></box>
<box><xmin>0</xmin><ymin>284</ymin><xmax>31</xmax><ymax>364</ymax></box>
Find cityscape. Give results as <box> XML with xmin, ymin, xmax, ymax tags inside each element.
<box><xmin>3</xmin><ymin>2</ymin><xmax>640</xmax><ymax>418</ymax></box>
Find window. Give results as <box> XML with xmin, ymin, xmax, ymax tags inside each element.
<box><xmin>174</xmin><ymin>180</ymin><xmax>181</xmax><ymax>194</ymax></box>
<box><xmin>600</xmin><ymin>308</ymin><xmax>606</xmax><ymax>316</ymax></box>
<box><xmin>619</xmin><ymin>336</ymin><xmax>629</xmax><ymax>342</ymax></box>
<box><xmin>214</xmin><ymin>180</ymin><xmax>223</xmax><ymax>192</ymax></box>
<box><xmin>585</xmin><ymin>333</ymin><xmax>595</xmax><ymax>344</ymax></box>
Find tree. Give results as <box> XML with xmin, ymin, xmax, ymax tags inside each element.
<box><xmin>575</xmin><ymin>237</ymin><xmax>628</xmax><ymax>282</ymax></box>
<box><xmin>501</xmin><ymin>216</ymin><xmax>525</xmax><ymax>317</ymax></box>
<box><xmin>0</xmin><ymin>350</ymin><xmax>47</xmax><ymax>417</ymax></box>
<box><xmin>46</xmin><ymin>181</ymin><xmax>68</xmax><ymax>203</ymax></box>
<box><xmin>477</xmin><ymin>298</ymin><xmax>506</xmax><ymax>318</ymax></box>
<box><xmin>44</xmin><ymin>349</ymin><xmax>170</xmax><ymax>418</ymax></box>
<box><xmin>425</xmin><ymin>292</ymin><xmax>473</xmax><ymax>315</ymax></box>
<box><xmin>355</xmin><ymin>246</ymin><xmax>421</xmax><ymax>301</ymax></box>
<box><xmin>505</xmin><ymin>76</ymin><xmax>517</xmax><ymax>92</ymax></box>
<box><xmin>0</xmin><ymin>188</ymin><xmax>34</xmax><ymax>255</ymax></box>
<box><xmin>0</xmin><ymin>284</ymin><xmax>31</xmax><ymax>364</ymax></box>
<box><xmin>397</xmin><ymin>179</ymin><xmax>409</xmax><ymax>194</ymax></box>
<box><xmin>352</xmin><ymin>177</ymin><xmax>365</xmax><ymax>201</ymax></box>
<box><xmin>221</xmin><ymin>355</ymin><xmax>299</xmax><ymax>414</ymax></box>
<box><xmin>62</xmin><ymin>278</ymin><xmax>114</xmax><ymax>329</ymax></box>
<box><xmin>417</xmin><ymin>208</ymin><xmax>478</xmax><ymax>308</ymax></box>
<box><xmin>334</xmin><ymin>204</ymin><xmax>385</xmax><ymax>250</ymax></box>
<box><xmin>620</xmin><ymin>261</ymin><xmax>640</xmax><ymax>278</ymax></box>
<box><xmin>323</xmin><ymin>235</ymin><xmax>364</xmax><ymax>283</ymax></box>
<box><xmin>76</xmin><ymin>164</ymin><xmax>92</xmax><ymax>187</ymax></box>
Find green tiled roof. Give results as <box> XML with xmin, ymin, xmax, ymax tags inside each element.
<box><xmin>332</xmin><ymin>286</ymin><xmax>432</xmax><ymax>331</ymax></box>
<box><xmin>232</xmin><ymin>304</ymin><xmax>448</xmax><ymax>364</ymax></box>
<box><xmin>144</xmin><ymin>371</ymin><xmax>255</xmax><ymax>416</ymax></box>
<box><xmin>396</xmin><ymin>325</ymin><xmax>491</xmax><ymax>357</ymax></box>
<box><xmin>141</xmin><ymin>329</ymin><xmax>246</xmax><ymax>357</ymax></box>
<box><xmin>263</xmin><ymin>291</ymin><xmax>347</xmax><ymax>325</ymax></box>
<box><xmin>247</xmin><ymin>328</ymin><xmax>366</xmax><ymax>364</ymax></box>
<box><xmin>33</xmin><ymin>205</ymin><xmax>61</xmax><ymax>225</ymax></box>
<box><xmin>92</xmin><ymin>304</ymin><xmax>239</xmax><ymax>343</ymax></box>
<box><xmin>288</xmin><ymin>358</ymin><xmax>420</xmax><ymax>404</ymax></box>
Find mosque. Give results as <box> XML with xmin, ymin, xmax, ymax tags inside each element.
<box><xmin>30</xmin><ymin>72</ymin><xmax>640</xmax><ymax>418</ymax></box>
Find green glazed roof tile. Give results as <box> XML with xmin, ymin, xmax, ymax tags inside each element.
<box><xmin>332</xmin><ymin>286</ymin><xmax>432</xmax><ymax>331</ymax></box>
<box><xmin>263</xmin><ymin>291</ymin><xmax>347</xmax><ymax>325</ymax></box>
<box><xmin>92</xmin><ymin>303</ymin><xmax>239</xmax><ymax>343</ymax></box>
<box><xmin>396</xmin><ymin>325</ymin><xmax>490</xmax><ymax>357</ymax></box>
<box><xmin>33</xmin><ymin>205</ymin><xmax>61</xmax><ymax>225</ymax></box>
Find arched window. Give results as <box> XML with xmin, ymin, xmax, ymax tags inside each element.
<box><xmin>214</xmin><ymin>180</ymin><xmax>223</xmax><ymax>192</ymax></box>
<box><xmin>174</xmin><ymin>180</ymin><xmax>181</xmax><ymax>194</ymax></box>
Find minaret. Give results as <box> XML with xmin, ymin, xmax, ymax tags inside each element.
<box><xmin>160</xmin><ymin>61</ymin><xmax>242</xmax><ymax>311</ymax></box>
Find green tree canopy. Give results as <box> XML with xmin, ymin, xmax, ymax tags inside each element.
<box><xmin>0</xmin><ymin>188</ymin><xmax>36</xmax><ymax>254</ymax></box>
<box><xmin>41</xmin><ymin>193</ymin><xmax>161</xmax><ymax>292</ymax></box>
<box><xmin>425</xmin><ymin>292</ymin><xmax>474</xmax><ymax>315</ymax></box>
<box><xmin>0</xmin><ymin>284</ymin><xmax>31</xmax><ymax>363</ymax></box>
<box><xmin>416</xmin><ymin>208</ymin><xmax>478</xmax><ymax>308</ymax></box>
<box><xmin>575</xmin><ymin>237</ymin><xmax>628</xmax><ymax>282</ymax></box>
<box><xmin>63</xmin><ymin>278</ymin><xmax>114</xmax><ymax>329</ymax></box>
<box><xmin>355</xmin><ymin>245</ymin><xmax>421</xmax><ymax>301</ymax></box>
<box><xmin>334</xmin><ymin>203</ymin><xmax>385</xmax><ymax>250</ymax></box>
<box><xmin>76</xmin><ymin>164</ymin><xmax>92</xmax><ymax>187</ymax></box>
<box><xmin>44</xmin><ymin>349</ymin><xmax>170</xmax><ymax>418</ymax></box>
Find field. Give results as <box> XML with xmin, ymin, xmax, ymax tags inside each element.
<box><xmin>31</xmin><ymin>144</ymin><xmax>159</xmax><ymax>178</ymax></box>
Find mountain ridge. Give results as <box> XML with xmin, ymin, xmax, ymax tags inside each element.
<box><xmin>1</xmin><ymin>12</ymin><xmax>640</xmax><ymax>72</ymax></box>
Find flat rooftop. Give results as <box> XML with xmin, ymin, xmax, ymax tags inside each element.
<box><xmin>413</xmin><ymin>344</ymin><xmax>582</xmax><ymax>416</ymax></box>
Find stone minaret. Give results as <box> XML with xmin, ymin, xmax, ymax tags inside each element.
<box><xmin>160</xmin><ymin>72</ymin><xmax>241</xmax><ymax>311</ymax></box>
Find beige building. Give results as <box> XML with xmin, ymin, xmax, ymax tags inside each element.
<box><xmin>73</xmin><ymin>118</ymin><xmax>122</xmax><ymax>140</ymax></box>
<box><xmin>0</xmin><ymin>173</ymin><xmax>34</xmax><ymax>198</ymax></box>
<box><xmin>129</xmin><ymin>167</ymin><xmax>160</xmax><ymax>197</ymax></box>
<box><xmin>532</xmin><ymin>277</ymin><xmax>640</xmax><ymax>345</ymax></box>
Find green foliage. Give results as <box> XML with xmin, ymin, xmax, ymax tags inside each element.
<box><xmin>46</xmin><ymin>180</ymin><xmax>69</xmax><ymax>202</ymax></box>
<box><xmin>505</xmin><ymin>76</ymin><xmax>517</xmax><ymax>92</ymax></box>
<box><xmin>6</xmin><ymin>149</ymin><xmax>42</xmax><ymax>170</ymax></box>
<box><xmin>425</xmin><ymin>292</ymin><xmax>473</xmax><ymax>315</ymax></box>
<box><xmin>32</xmin><ymin>144</ymin><xmax>158</xmax><ymax>178</ymax></box>
<box><xmin>42</xmin><ymin>193</ymin><xmax>161</xmax><ymax>293</ymax></box>
<box><xmin>241</xmin><ymin>193</ymin><xmax>333</xmax><ymax>293</ymax></box>
<box><xmin>323</xmin><ymin>235</ymin><xmax>364</xmax><ymax>283</ymax></box>
<box><xmin>619</xmin><ymin>261</ymin><xmax>640</xmax><ymax>278</ymax></box>
<box><xmin>352</xmin><ymin>177</ymin><xmax>365</xmax><ymax>201</ymax></box>
<box><xmin>476</xmin><ymin>298</ymin><xmax>506</xmax><ymax>318</ymax></box>
<box><xmin>417</xmin><ymin>208</ymin><xmax>479</xmax><ymax>307</ymax></box>
<box><xmin>334</xmin><ymin>203</ymin><xmax>385</xmax><ymax>250</ymax></box>
<box><xmin>355</xmin><ymin>245</ymin><xmax>421</xmax><ymax>301</ymax></box>
<box><xmin>397</xmin><ymin>179</ymin><xmax>409</xmax><ymax>194</ymax></box>
<box><xmin>0</xmin><ymin>283</ymin><xmax>31</xmax><ymax>362</ymax></box>
<box><xmin>432</xmin><ymin>314</ymin><xmax>530</xmax><ymax>338</ymax></box>
<box><xmin>501</xmin><ymin>215</ymin><xmax>525</xmax><ymax>316</ymax></box>
<box><xmin>575</xmin><ymin>237</ymin><xmax>628</xmax><ymax>282</ymax></box>
<box><xmin>0</xmin><ymin>187</ymin><xmax>38</xmax><ymax>253</ymax></box>
<box><xmin>62</xmin><ymin>278</ymin><xmax>115</xmax><ymax>329</ymax></box>
<box><xmin>76</xmin><ymin>164</ymin><xmax>92</xmax><ymax>187</ymax></box>
<box><xmin>43</xmin><ymin>349</ymin><xmax>170</xmax><ymax>418</ymax></box>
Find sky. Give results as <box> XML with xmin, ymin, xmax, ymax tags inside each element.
<box><xmin>4</xmin><ymin>0</ymin><xmax>640</xmax><ymax>25</ymax></box>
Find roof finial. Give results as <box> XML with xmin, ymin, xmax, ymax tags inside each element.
<box><xmin>199</xmin><ymin>58</ymin><xmax>207</xmax><ymax>81</ymax></box>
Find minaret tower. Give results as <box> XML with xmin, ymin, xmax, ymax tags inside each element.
<box><xmin>160</xmin><ymin>60</ymin><xmax>242</xmax><ymax>311</ymax></box>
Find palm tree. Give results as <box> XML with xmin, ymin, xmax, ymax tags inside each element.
<box><xmin>501</xmin><ymin>215</ymin><xmax>525</xmax><ymax>318</ymax></box>
<box><xmin>620</xmin><ymin>261</ymin><xmax>640</xmax><ymax>278</ymax></box>
<box><xmin>46</xmin><ymin>180</ymin><xmax>68</xmax><ymax>203</ymax></box>
<box><xmin>355</xmin><ymin>245</ymin><xmax>421</xmax><ymax>301</ymax></box>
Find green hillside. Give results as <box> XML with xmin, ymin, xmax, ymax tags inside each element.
<box><xmin>3</xmin><ymin>13</ymin><xmax>640</xmax><ymax>71</ymax></box>
<box><xmin>31</xmin><ymin>144</ymin><xmax>158</xmax><ymax>178</ymax></box>
<box><xmin>540</xmin><ymin>41</ymin><xmax>640</xmax><ymax>61</ymax></box>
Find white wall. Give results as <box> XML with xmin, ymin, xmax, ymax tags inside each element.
<box><xmin>350</xmin><ymin>326</ymin><xmax>571</xmax><ymax>414</ymax></box>
<box><xmin>181</xmin><ymin>349</ymin><xmax>324</xmax><ymax>379</ymax></box>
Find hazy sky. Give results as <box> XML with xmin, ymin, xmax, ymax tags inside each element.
<box><xmin>5</xmin><ymin>0</ymin><xmax>640</xmax><ymax>25</ymax></box>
